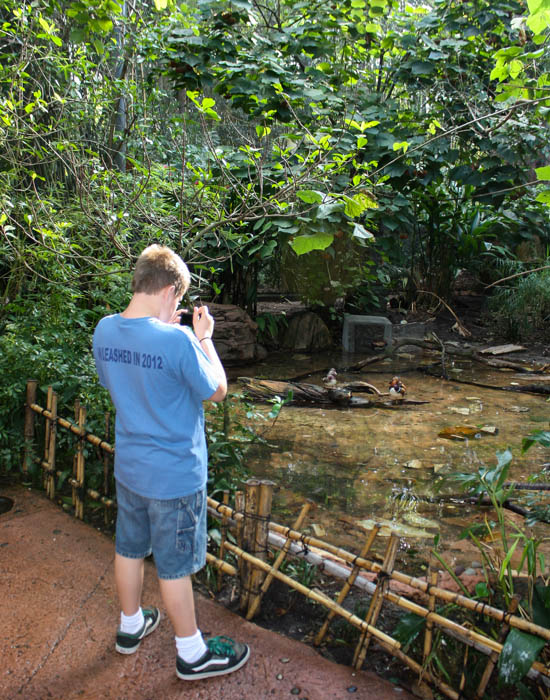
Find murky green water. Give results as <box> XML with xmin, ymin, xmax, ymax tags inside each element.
<box><xmin>227</xmin><ymin>349</ymin><xmax>550</xmax><ymax>569</ymax></box>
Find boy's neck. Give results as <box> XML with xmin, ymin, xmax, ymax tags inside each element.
<box><xmin>121</xmin><ymin>292</ymin><xmax>163</xmax><ymax>320</ymax></box>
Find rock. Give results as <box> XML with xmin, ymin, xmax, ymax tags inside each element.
<box><xmin>281</xmin><ymin>311</ymin><xmax>332</xmax><ymax>352</ymax></box>
<box><xmin>207</xmin><ymin>303</ymin><xmax>259</xmax><ymax>365</ymax></box>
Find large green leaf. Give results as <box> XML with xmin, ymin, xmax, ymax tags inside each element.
<box><xmin>532</xmin><ymin>583</ymin><xmax>550</xmax><ymax>628</ymax></box>
<box><xmin>498</xmin><ymin>629</ymin><xmax>546</xmax><ymax>684</ymax></box>
<box><xmin>536</xmin><ymin>166</ymin><xmax>550</xmax><ymax>181</ymax></box>
<box><xmin>289</xmin><ymin>232</ymin><xmax>334</xmax><ymax>255</ymax></box>
<box><xmin>296</xmin><ymin>190</ymin><xmax>324</xmax><ymax>204</ymax></box>
<box><xmin>522</xmin><ymin>430</ymin><xmax>550</xmax><ymax>453</ymax></box>
<box><xmin>393</xmin><ymin>612</ymin><xmax>425</xmax><ymax>648</ymax></box>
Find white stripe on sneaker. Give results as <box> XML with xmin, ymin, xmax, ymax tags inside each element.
<box><xmin>194</xmin><ymin>656</ymin><xmax>230</xmax><ymax>672</ymax></box>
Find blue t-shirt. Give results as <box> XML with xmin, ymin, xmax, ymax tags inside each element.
<box><xmin>92</xmin><ymin>314</ymin><xmax>220</xmax><ymax>499</ymax></box>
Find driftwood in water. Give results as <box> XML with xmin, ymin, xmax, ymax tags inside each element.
<box><xmin>420</xmin><ymin>368</ymin><xmax>550</xmax><ymax>396</ymax></box>
<box><xmin>238</xmin><ymin>377</ymin><xmax>429</xmax><ymax>408</ymax></box>
<box><xmin>392</xmin><ymin>336</ymin><xmax>548</xmax><ymax>373</ymax></box>
<box><xmin>384</xmin><ymin>335</ymin><xmax>550</xmax><ymax>394</ymax></box>
<box><xmin>422</xmin><ymin>493</ymin><xmax>550</xmax><ymax>523</ymax></box>
<box><xmin>503</xmin><ymin>481</ymin><xmax>550</xmax><ymax>491</ymax></box>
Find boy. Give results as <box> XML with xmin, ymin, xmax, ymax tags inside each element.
<box><xmin>92</xmin><ymin>244</ymin><xmax>249</xmax><ymax>680</ymax></box>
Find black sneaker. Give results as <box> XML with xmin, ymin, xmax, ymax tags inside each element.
<box><xmin>115</xmin><ymin>607</ymin><xmax>161</xmax><ymax>654</ymax></box>
<box><xmin>176</xmin><ymin>635</ymin><xmax>250</xmax><ymax>680</ymax></box>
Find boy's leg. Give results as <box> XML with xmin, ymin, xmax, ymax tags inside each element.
<box><xmin>158</xmin><ymin>575</ymin><xmax>198</xmax><ymax>637</ymax></box>
<box><xmin>114</xmin><ymin>552</ymin><xmax>161</xmax><ymax>654</ymax></box>
<box><xmin>115</xmin><ymin>552</ymin><xmax>145</xmax><ymax>614</ymax></box>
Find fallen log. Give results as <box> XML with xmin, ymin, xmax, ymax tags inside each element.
<box><xmin>391</xmin><ymin>336</ymin><xmax>547</xmax><ymax>373</ymax></box>
<box><xmin>420</xmin><ymin>367</ymin><xmax>550</xmax><ymax>396</ymax></box>
<box><xmin>238</xmin><ymin>377</ymin><xmax>430</xmax><ymax>408</ymax></box>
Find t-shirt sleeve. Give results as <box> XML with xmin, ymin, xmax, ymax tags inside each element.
<box><xmin>178</xmin><ymin>330</ymin><xmax>221</xmax><ymax>400</ymax></box>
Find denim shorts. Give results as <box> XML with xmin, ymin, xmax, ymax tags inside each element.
<box><xmin>115</xmin><ymin>481</ymin><xmax>207</xmax><ymax>580</ymax></box>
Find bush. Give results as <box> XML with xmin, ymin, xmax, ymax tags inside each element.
<box><xmin>488</xmin><ymin>264</ymin><xmax>550</xmax><ymax>342</ymax></box>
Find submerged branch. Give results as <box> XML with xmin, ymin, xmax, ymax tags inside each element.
<box><xmin>238</xmin><ymin>377</ymin><xmax>429</xmax><ymax>408</ymax></box>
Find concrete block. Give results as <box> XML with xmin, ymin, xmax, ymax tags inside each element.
<box><xmin>342</xmin><ymin>314</ymin><xmax>392</xmax><ymax>352</ymax></box>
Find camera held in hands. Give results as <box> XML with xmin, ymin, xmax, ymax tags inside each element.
<box><xmin>179</xmin><ymin>311</ymin><xmax>194</xmax><ymax>327</ymax></box>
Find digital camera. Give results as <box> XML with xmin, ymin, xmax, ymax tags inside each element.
<box><xmin>179</xmin><ymin>311</ymin><xmax>194</xmax><ymax>327</ymax></box>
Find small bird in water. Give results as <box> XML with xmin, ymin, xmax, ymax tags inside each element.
<box><xmin>323</xmin><ymin>368</ymin><xmax>338</xmax><ymax>387</ymax></box>
<box><xmin>389</xmin><ymin>376</ymin><xmax>406</xmax><ymax>402</ymax></box>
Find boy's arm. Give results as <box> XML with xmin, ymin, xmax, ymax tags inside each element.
<box><xmin>197</xmin><ymin>337</ymin><xmax>227</xmax><ymax>402</ymax></box>
<box><xmin>192</xmin><ymin>305</ymin><xmax>227</xmax><ymax>402</ymax></box>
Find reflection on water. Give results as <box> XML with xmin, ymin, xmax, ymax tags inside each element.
<box><xmin>228</xmin><ymin>350</ymin><xmax>550</xmax><ymax>568</ymax></box>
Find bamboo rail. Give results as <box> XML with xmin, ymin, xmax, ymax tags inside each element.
<box><xmin>29</xmin><ymin>403</ymin><xmax>115</xmax><ymax>454</ymax></box>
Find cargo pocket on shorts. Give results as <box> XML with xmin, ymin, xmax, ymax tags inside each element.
<box><xmin>175</xmin><ymin>490</ymin><xmax>204</xmax><ymax>569</ymax></box>
<box><xmin>176</xmin><ymin>500</ymin><xmax>197</xmax><ymax>557</ymax></box>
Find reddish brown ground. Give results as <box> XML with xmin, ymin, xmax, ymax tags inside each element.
<box><xmin>0</xmin><ymin>484</ymin><xmax>413</xmax><ymax>700</ymax></box>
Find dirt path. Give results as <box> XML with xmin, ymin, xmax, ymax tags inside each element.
<box><xmin>0</xmin><ymin>484</ymin><xmax>412</xmax><ymax>700</ymax></box>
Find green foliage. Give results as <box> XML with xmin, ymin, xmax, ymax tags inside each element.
<box><xmin>255</xmin><ymin>312</ymin><xmax>288</xmax><ymax>346</ymax></box>
<box><xmin>498</xmin><ymin>628</ymin><xmax>546</xmax><ymax>685</ymax></box>
<box><xmin>488</xmin><ymin>264</ymin><xmax>550</xmax><ymax>342</ymax></box>
<box><xmin>522</xmin><ymin>430</ymin><xmax>550</xmax><ymax>453</ymax></box>
<box><xmin>0</xmin><ymin>0</ymin><xmax>549</xmax><ymax>490</ymax></box>
<box><xmin>448</xmin><ymin>437</ymin><xmax>550</xmax><ymax>689</ymax></box>
<box><xmin>396</xmin><ymin>459</ymin><xmax>550</xmax><ymax>696</ymax></box>
<box><xmin>204</xmin><ymin>394</ymin><xmax>259</xmax><ymax>498</ymax></box>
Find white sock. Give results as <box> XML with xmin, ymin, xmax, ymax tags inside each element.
<box><xmin>176</xmin><ymin>629</ymin><xmax>208</xmax><ymax>663</ymax></box>
<box><xmin>120</xmin><ymin>608</ymin><xmax>144</xmax><ymax>634</ymax></box>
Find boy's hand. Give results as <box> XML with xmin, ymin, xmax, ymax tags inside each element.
<box><xmin>193</xmin><ymin>305</ymin><xmax>215</xmax><ymax>340</ymax></box>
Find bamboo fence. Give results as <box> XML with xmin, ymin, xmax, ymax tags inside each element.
<box><xmin>19</xmin><ymin>380</ymin><xmax>550</xmax><ymax>698</ymax></box>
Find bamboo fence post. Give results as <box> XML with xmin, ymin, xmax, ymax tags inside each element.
<box><xmin>44</xmin><ymin>388</ymin><xmax>58</xmax><ymax>500</ymax></box>
<box><xmin>72</xmin><ymin>399</ymin><xmax>80</xmax><ymax>516</ymax></box>
<box><xmin>353</xmin><ymin>533</ymin><xmax>399</xmax><ymax>669</ymax></box>
<box><xmin>423</xmin><ymin>569</ymin><xmax>439</xmax><ymax>666</ymax></box>
<box><xmin>103</xmin><ymin>411</ymin><xmax>111</xmax><ymax>525</ymax></box>
<box><xmin>459</xmin><ymin>645</ymin><xmax>469</xmax><ymax>696</ymax></box>
<box><xmin>235</xmin><ymin>490</ymin><xmax>244</xmax><ymax>546</ymax></box>
<box><xmin>23</xmin><ymin>380</ymin><xmax>38</xmax><ymax>476</ymax></box>
<box><xmin>234</xmin><ymin>490</ymin><xmax>245</xmax><ymax>586</ymax></box>
<box><xmin>43</xmin><ymin>387</ymin><xmax>52</xmax><ymax>492</ymax></box>
<box><xmin>245</xmin><ymin>480</ymin><xmax>275</xmax><ymax>617</ymax></box>
<box><xmin>217</xmin><ymin>490</ymin><xmax>230</xmax><ymax>591</ymax></box>
<box><xmin>474</xmin><ymin>597</ymin><xmax>519</xmax><ymax>699</ymax></box>
<box><xmin>381</xmin><ymin>639</ymin><xmax>460</xmax><ymax>700</ymax></box>
<box><xmin>75</xmin><ymin>405</ymin><xmax>87</xmax><ymax>520</ymax></box>
<box><xmin>315</xmin><ymin>524</ymin><xmax>381</xmax><ymax>647</ymax></box>
<box><xmin>239</xmin><ymin>479</ymin><xmax>261</xmax><ymax>612</ymax></box>
<box><xmin>246</xmin><ymin>498</ymin><xmax>314</xmax><ymax>621</ymax></box>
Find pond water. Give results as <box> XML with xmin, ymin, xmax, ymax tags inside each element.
<box><xmin>227</xmin><ymin>348</ymin><xmax>550</xmax><ymax>572</ymax></box>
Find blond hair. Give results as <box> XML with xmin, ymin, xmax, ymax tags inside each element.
<box><xmin>132</xmin><ymin>245</ymin><xmax>190</xmax><ymax>296</ymax></box>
